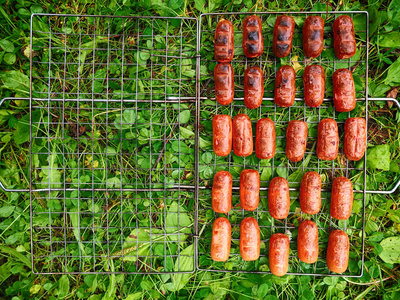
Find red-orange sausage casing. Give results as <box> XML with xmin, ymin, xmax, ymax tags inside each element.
<box><xmin>255</xmin><ymin>118</ymin><xmax>276</xmax><ymax>159</ymax></box>
<box><xmin>240</xmin><ymin>169</ymin><xmax>260</xmax><ymax>211</ymax></box>
<box><xmin>268</xmin><ymin>177</ymin><xmax>290</xmax><ymax>219</ymax></box>
<box><xmin>244</xmin><ymin>66</ymin><xmax>264</xmax><ymax>109</ymax></box>
<box><xmin>243</xmin><ymin>15</ymin><xmax>264</xmax><ymax>58</ymax></box>
<box><xmin>300</xmin><ymin>171</ymin><xmax>321</xmax><ymax>215</ymax></box>
<box><xmin>211</xmin><ymin>217</ymin><xmax>231</xmax><ymax>262</ymax></box>
<box><xmin>215</xmin><ymin>19</ymin><xmax>234</xmax><ymax>63</ymax></box>
<box><xmin>344</xmin><ymin>117</ymin><xmax>366</xmax><ymax>161</ymax></box>
<box><xmin>297</xmin><ymin>220</ymin><xmax>319</xmax><ymax>264</ymax></box>
<box><xmin>232</xmin><ymin>114</ymin><xmax>253</xmax><ymax>157</ymax></box>
<box><xmin>330</xmin><ymin>177</ymin><xmax>353</xmax><ymax>220</ymax></box>
<box><xmin>240</xmin><ymin>217</ymin><xmax>260</xmax><ymax>261</ymax></box>
<box><xmin>269</xmin><ymin>233</ymin><xmax>290</xmax><ymax>276</ymax></box>
<box><xmin>212</xmin><ymin>171</ymin><xmax>232</xmax><ymax>214</ymax></box>
<box><xmin>286</xmin><ymin>120</ymin><xmax>308</xmax><ymax>162</ymax></box>
<box><xmin>303</xmin><ymin>65</ymin><xmax>325</xmax><ymax>107</ymax></box>
<box><xmin>274</xmin><ymin>65</ymin><xmax>296</xmax><ymax>107</ymax></box>
<box><xmin>333</xmin><ymin>15</ymin><xmax>356</xmax><ymax>60</ymax></box>
<box><xmin>213</xmin><ymin>115</ymin><xmax>232</xmax><ymax>157</ymax></box>
<box><xmin>317</xmin><ymin>118</ymin><xmax>339</xmax><ymax>161</ymax></box>
<box><xmin>333</xmin><ymin>68</ymin><xmax>356</xmax><ymax>112</ymax></box>
<box><xmin>327</xmin><ymin>230</ymin><xmax>349</xmax><ymax>273</ymax></box>
<box><xmin>273</xmin><ymin>15</ymin><xmax>295</xmax><ymax>58</ymax></box>
<box><xmin>303</xmin><ymin>16</ymin><xmax>325</xmax><ymax>58</ymax></box>
<box><xmin>214</xmin><ymin>63</ymin><xmax>234</xmax><ymax>105</ymax></box>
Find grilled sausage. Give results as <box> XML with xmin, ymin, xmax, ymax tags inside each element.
<box><xmin>268</xmin><ymin>177</ymin><xmax>290</xmax><ymax>219</ymax></box>
<box><xmin>214</xmin><ymin>63</ymin><xmax>234</xmax><ymax>105</ymax></box>
<box><xmin>333</xmin><ymin>15</ymin><xmax>356</xmax><ymax>60</ymax></box>
<box><xmin>240</xmin><ymin>169</ymin><xmax>260</xmax><ymax>211</ymax></box>
<box><xmin>327</xmin><ymin>230</ymin><xmax>349</xmax><ymax>273</ymax></box>
<box><xmin>297</xmin><ymin>220</ymin><xmax>319</xmax><ymax>264</ymax></box>
<box><xmin>303</xmin><ymin>65</ymin><xmax>325</xmax><ymax>107</ymax></box>
<box><xmin>232</xmin><ymin>114</ymin><xmax>253</xmax><ymax>157</ymax></box>
<box><xmin>215</xmin><ymin>19</ymin><xmax>234</xmax><ymax>63</ymax></box>
<box><xmin>212</xmin><ymin>171</ymin><xmax>232</xmax><ymax>214</ymax></box>
<box><xmin>286</xmin><ymin>120</ymin><xmax>308</xmax><ymax>162</ymax></box>
<box><xmin>303</xmin><ymin>16</ymin><xmax>325</xmax><ymax>58</ymax></box>
<box><xmin>330</xmin><ymin>177</ymin><xmax>353</xmax><ymax>220</ymax></box>
<box><xmin>255</xmin><ymin>118</ymin><xmax>276</xmax><ymax>159</ymax></box>
<box><xmin>244</xmin><ymin>66</ymin><xmax>264</xmax><ymax>109</ymax></box>
<box><xmin>274</xmin><ymin>65</ymin><xmax>296</xmax><ymax>107</ymax></box>
<box><xmin>333</xmin><ymin>69</ymin><xmax>356</xmax><ymax>112</ymax></box>
<box><xmin>240</xmin><ymin>217</ymin><xmax>260</xmax><ymax>261</ymax></box>
<box><xmin>213</xmin><ymin>115</ymin><xmax>232</xmax><ymax>157</ymax></box>
<box><xmin>317</xmin><ymin>118</ymin><xmax>339</xmax><ymax>161</ymax></box>
<box><xmin>344</xmin><ymin>117</ymin><xmax>366</xmax><ymax>161</ymax></box>
<box><xmin>211</xmin><ymin>217</ymin><xmax>231</xmax><ymax>261</ymax></box>
<box><xmin>243</xmin><ymin>15</ymin><xmax>264</xmax><ymax>58</ymax></box>
<box><xmin>273</xmin><ymin>15</ymin><xmax>295</xmax><ymax>58</ymax></box>
<box><xmin>269</xmin><ymin>233</ymin><xmax>290</xmax><ymax>276</ymax></box>
<box><xmin>300</xmin><ymin>171</ymin><xmax>321</xmax><ymax>215</ymax></box>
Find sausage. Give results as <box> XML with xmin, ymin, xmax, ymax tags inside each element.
<box><xmin>214</xmin><ymin>19</ymin><xmax>234</xmax><ymax>63</ymax></box>
<box><xmin>255</xmin><ymin>118</ymin><xmax>276</xmax><ymax>159</ymax></box>
<box><xmin>297</xmin><ymin>220</ymin><xmax>319</xmax><ymax>264</ymax></box>
<box><xmin>240</xmin><ymin>217</ymin><xmax>260</xmax><ymax>261</ymax></box>
<box><xmin>268</xmin><ymin>177</ymin><xmax>290</xmax><ymax>219</ymax></box>
<box><xmin>232</xmin><ymin>114</ymin><xmax>253</xmax><ymax>157</ymax></box>
<box><xmin>273</xmin><ymin>15</ymin><xmax>295</xmax><ymax>58</ymax></box>
<box><xmin>212</xmin><ymin>171</ymin><xmax>232</xmax><ymax>214</ymax></box>
<box><xmin>240</xmin><ymin>169</ymin><xmax>260</xmax><ymax>211</ymax></box>
<box><xmin>274</xmin><ymin>65</ymin><xmax>296</xmax><ymax>107</ymax></box>
<box><xmin>286</xmin><ymin>120</ymin><xmax>308</xmax><ymax>162</ymax></box>
<box><xmin>326</xmin><ymin>230</ymin><xmax>349</xmax><ymax>273</ymax></box>
<box><xmin>317</xmin><ymin>118</ymin><xmax>339</xmax><ymax>161</ymax></box>
<box><xmin>243</xmin><ymin>15</ymin><xmax>264</xmax><ymax>58</ymax></box>
<box><xmin>303</xmin><ymin>16</ymin><xmax>325</xmax><ymax>58</ymax></box>
<box><xmin>244</xmin><ymin>66</ymin><xmax>264</xmax><ymax>109</ymax></box>
<box><xmin>213</xmin><ymin>115</ymin><xmax>232</xmax><ymax>157</ymax></box>
<box><xmin>269</xmin><ymin>233</ymin><xmax>290</xmax><ymax>276</ymax></box>
<box><xmin>303</xmin><ymin>65</ymin><xmax>325</xmax><ymax>107</ymax></box>
<box><xmin>333</xmin><ymin>69</ymin><xmax>356</xmax><ymax>112</ymax></box>
<box><xmin>211</xmin><ymin>217</ymin><xmax>231</xmax><ymax>262</ymax></box>
<box><xmin>214</xmin><ymin>63</ymin><xmax>234</xmax><ymax>105</ymax></box>
<box><xmin>330</xmin><ymin>177</ymin><xmax>353</xmax><ymax>220</ymax></box>
<box><xmin>333</xmin><ymin>15</ymin><xmax>356</xmax><ymax>60</ymax></box>
<box><xmin>344</xmin><ymin>117</ymin><xmax>366</xmax><ymax>161</ymax></box>
<box><xmin>300</xmin><ymin>171</ymin><xmax>321</xmax><ymax>215</ymax></box>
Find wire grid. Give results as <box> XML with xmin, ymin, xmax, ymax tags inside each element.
<box><xmin>196</xmin><ymin>11</ymin><xmax>368</xmax><ymax>276</ymax></box>
<box><xmin>29</xmin><ymin>14</ymin><xmax>198</xmax><ymax>274</ymax></box>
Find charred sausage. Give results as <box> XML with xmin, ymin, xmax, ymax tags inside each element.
<box><xmin>300</xmin><ymin>171</ymin><xmax>321</xmax><ymax>215</ymax></box>
<box><xmin>297</xmin><ymin>220</ymin><xmax>319</xmax><ymax>264</ymax></box>
<box><xmin>214</xmin><ymin>63</ymin><xmax>234</xmax><ymax>105</ymax></box>
<box><xmin>240</xmin><ymin>217</ymin><xmax>260</xmax><ymax>261</ymax></box>
<box><xmin>268</xmin><ymin>177</ymin><xmax>290</xmax><ymax>219</ymax></box>
<box><xmin>333</xmin><ymin>68</ymin><xmax>356</xmax><ymax>112</ymax></box>
<box><xmin>244</xmin><ymin>66</ymin><xmax>264</xmax><ymax>109</ymax></box>
<box><xmin>255</xmin><ymin>118</ymin><xmax>276</xmax><ymax>159</ymax></box>
<box><xmin>327</xmin><ymin>230</ymin><xmax>349</xmax><ymax>273</ymax></box>
<box><xmin>211</xmin><ymin>217</ymin><xmax>231</xmax><ymax>261</ymax></box>
<box><xmin>317</xmin><ymin>118</ymin><xmax>339</xmax><ymax>161</ymax></box>
<box><xmin>240</xmin><ymin>169</ymin><xmax>260</xmax><ymax>211</ymax></box>
<box><xmin>243</xmin><ymin>15</ymin><xmax>264</xmax><ymax>58</ymax></box>
<box><xmin>213</xmin><ymin>115</ymin><xmax>232</xmax><ymax>157</ymax></box>
<box><xmin>274</xmin><ymin>65</ymin><xmax>296</xmax><ymax>107</ymax></box>
<box><xmin>344</xmin><ymin>117</ymin><xmax>366</xmax><ymax>161</ymax></box>
<box><xmin>333</xmin><ymin>15</ymin><xmax>356</xmax><ymax>60</ymax></box>
<box><xmin>273</xmin><ymin>15</ymin><xmax>295</xmax><ymax>58</ymax></box>
<box><xmin>330</xmin><ymin>177</ymin><xmax>353</xmax><ymax>220</ymax></box>
<box><xmin>286</xmin><ymin>120</ymin><xmax>308</xmax><ymax>162</ymax></box>
<box><xmin>233</xmin><ymin>114</ymin><xmax>253</xmax><ymax>157</ymax></box>
<box><xmin>215</xmin><ymin>19</ymin><xmax>234</xmax><ymax>63</ymax></box>
<box><xmin>212</xmin><ymin>171</ymin><xmax>232</xmax><ymax>214</ymax></box>
<box><xmin>303</xmin><ymin>65</ymin><xmax>325</xmax><ymax>107</ymax></box>
<box><xmin>269</xmin><ymin>233</ymin><xmax>290</xmax><ymax>276</ymax></box>
<box><xmin>303</xmin><ymin>15</ymin><xmax>325</xmax><ymax>58</ymax></box>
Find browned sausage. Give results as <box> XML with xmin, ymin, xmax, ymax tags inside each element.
<box><xmin>268</xmin><ymin>177</ymin><xmax>290</xmax><ymax>219</ymax></box>
<box><xmin>344</xmin><ymin>117</ymin><xmax>366</xmax><ymax>161</ymax></box>
<box><xmin>297</xmin><ymin>220</ymin><xmax>319</xmax><ymax>264</ymax></box>
<box><xmin>273</xmin><ymin>15</ymin><xmax>295</xmax><ymax>58</ymax></box>
<box><xmin>274</xmin><ymin>65</ymin><xmax>296</xmax><ymax>107</ymax></box>
<box><xmin>327</xmin><ymin>230</ymin><xmax>349</xmax><ymax>273</ymax></box>
<box><xmin>215</xmin><ymin>19</ymin><xmax>234</xmax><ymax>63</ymax></box>
<box><xmin>333</xmin><ymin>69</ymin><xmax>356</xmax><ymax>112</ymax></box>
<box><xmin>300</xmin><ymin>171</ymin><xmax>321</xmax><ymax>215</ymax></box>
<box><xmin>212</xmin><ymin>171</ymin><xmax>232</xmax><ymax>214</ymax></box>
<box><xmin>303</xmin><ymin>65</ymin><xmax>325</xmax><ymax>108</ymax></box>
<box><xmin>214</xmin><ymin>63</ymin><xmax>234</xmax><ymax>105</ymax></box>
<box><xmin>213</xmin><ymin>115</ymin><xmax>232</xmax><ymax>157</ymax></box>
<box><xmin>317</xmin><ymin>118</ymin><xmax>339</xmax><ymax>161</ymax></box>
<box><xmin>232</xmin><ymin>114</ymin><xmax>253</xmax><ymax>157</ymax></box>
<box><xmin>244</xmin><ymin>66</ymin><xmax>264</xmax><ymax>109</ymax></box>
<box><xmin>211</xmin><ymin>217</ymin><xmax>231</xmax><ymax>261</ymax></box>
<box><xmin>243</xmin><ymin>15</ymin><xmax>264</xmax><ymax>58</ymax></box>
<box><xmin>330</xmin><ymin>177</ymin><xmax>353</xmax><ymax>220</ymax></box>
<box><xmin>240</xmin><ymin>169</ymin><xmax>260</xmax><ymax>211</ymax></box>
<box><xmin>286</xmin><ymin>120</ymin><xmax>308</xmax><ymax>162</ymax></box>
<box><xmin>240</xmin><ymin>217</ymin><xmax>260</xmax><ymax>261</ymax></box>
<box><xmin>303</xmin><ymin>16</ymin><xmax>325</xmax><ymax>58</ymax></box>
<box><xmin>333</xmin><ymin>15</ymin><xmax>356</xmax><ymax>60</ymax></box>
<box><xmin>269</xmin><ymin>233</ymin><xmax>290</xmax><ymax>276</ymax></box>
<box><xmin>255</xmin><ymin>118</ymin><xmax>275</xmax><ymax>159</ymax></box>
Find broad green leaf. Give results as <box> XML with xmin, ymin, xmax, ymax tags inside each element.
<box><xmin>0</xmin><ymin>70</ymin><xmax>30</xmax><ymax>94</ymax></box>
<box><xmin>388</xmin><ymin>0</ymin><xmax>400</xmax><ymax>28</ymax></box>
<box><xmin>179</xmin><ymin>110</ymin><xmax>191</xmax><ymax>123</ymax></box>
<box><xmin>3</xmin><ymin>53</ymin><xmax>16</xmax><ymax>64</ymax></box>
<box><xmin>123</xmin><ymin>109</ymin><xmax>136</xmax><ymax>124</ymax></box>
<box><xmin>168</xmin><ymin>0</ymin><xmax>184</xmax><ymax>10</ymax></box>
<box><xmin>0</xmin><ymin>39</ymin><xmax>14</xmax><ymax>52</ymax></box>
<box><xmin>166</xmin><ymin>201</ymin><xmax>192</xmax><ymax>241</ymax></box>
<box><xmin>172</xmin><ymin>244</ymin><xmax>194</xmax><ymax>291</ymax></box>
<box><xmin>180</xmin><ymin>127</ymin><xmax>194</xmax><ymax>139</ymax></box>
<box><xmin>58</xmin><ymin>275</ymin><xmax>70</xmax><ymax>299</ymax></box>
<box><xmin>258</xmin><ymin>283</ymin><xmax>270</xmax><ymax>298</ymax></box>
<box><xmin>40</xmin><ymin>154</ymin><xmax>62</xmax><ymax>189</ymax></box>
<box><xmin>124</xmin><ymin>293</ymin><xmax>143</xmax><ymax>300</ymax></box>
<box><xmin>201</xmin><ymin>152</ymin><xmax>213</xmax><ymax>164</ymax></box>
<box><xmin>379</xmin><ymin>237</ymin><xmax>400</xmax><ymax>263</ymax></box>
<box><xmin>384</xmin><ymin>56</ymin><xmax>400</xmax><ymax>85</ymax></box>
<box><xmin>379</xmin><ymin>32</ymin><xmax>400</xmax><ymax>48</ymax></box>
<box><xmin>368</xmin><ymin>8</ymin><xmax>380</xmax><ymax>36</ymax></box>
<box><xmin>0</xmin><ymin>245</ymin><xmax>31</xmax><ymax>267</ymax></box>
<box><xmin>30</xmin><ymin>285</ymin><xmax>42</xmax><ymax>295</ymax></box>
<box><xmin>366</xmin><ymin>144</ymin><xmax>391</xmax><ymax>171</ymax></box>
<box><xmin>0</xmin><ymin>206</ymin><xmax>14</xmax><ymax>217</ymax></box>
